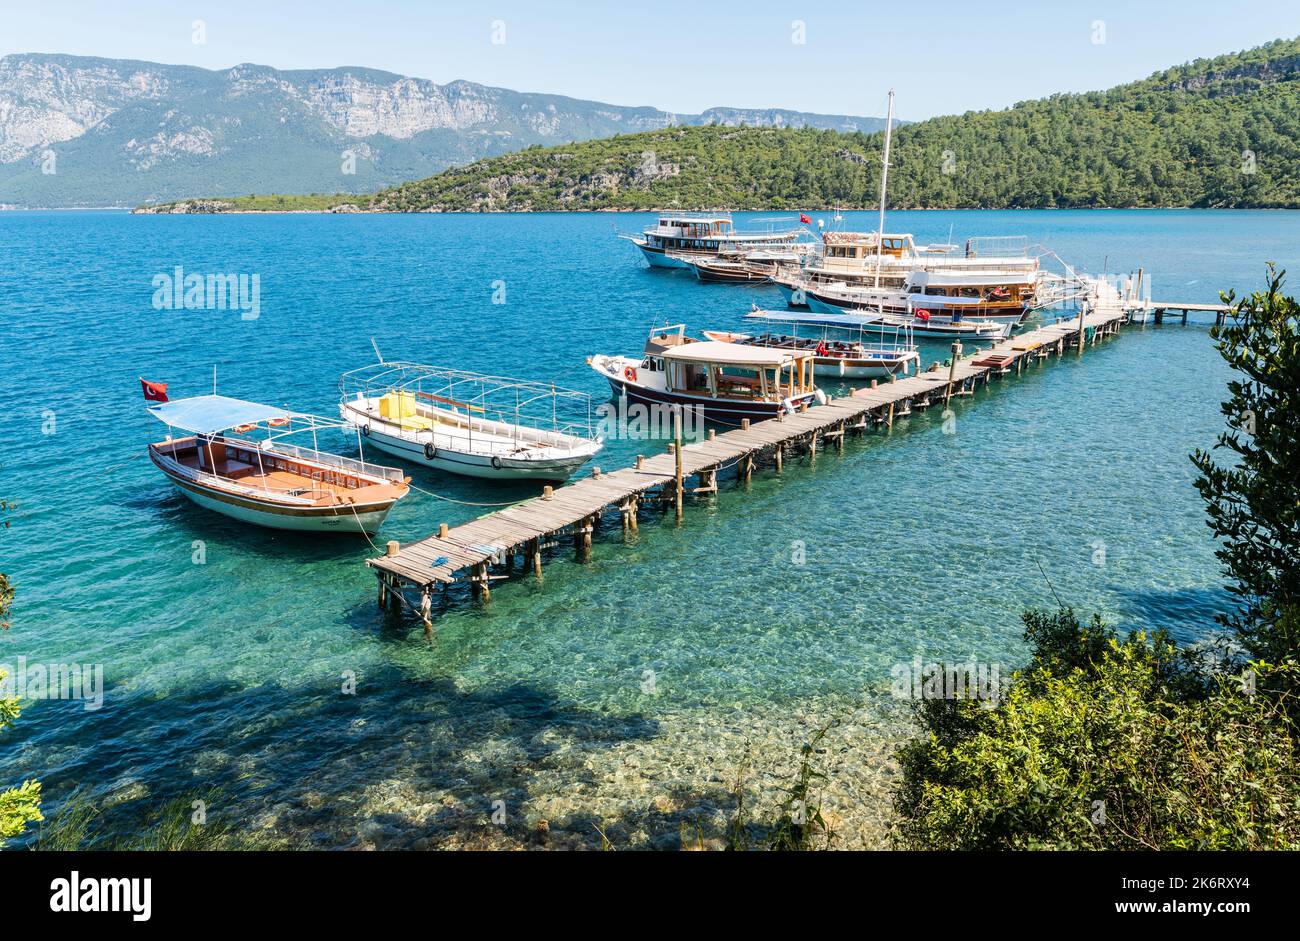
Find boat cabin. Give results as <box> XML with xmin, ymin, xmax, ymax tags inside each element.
<box><xmin>644</xmin><ymin>213</ymin><xmax>735</xmax><ymax>253</ymax></box>
<box><xmin>655</xmin><ymin>340</ymin><xmax>815</xmax><ymax>403</ymax></box>
<box><xmin>820</xmin><ymin>231</ymin><xmax>914</xmax><ymax>262</ymax></box>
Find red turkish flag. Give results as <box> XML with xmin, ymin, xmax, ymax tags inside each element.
<box><xmin>140</xmin><ymin>378</ymin><xmax>169</xmax><ymax>402</ymax></box>
<box><xmin>799</xmin><ymin>213</ymin><xmax>812</xmax><ymax>224</ymax></box>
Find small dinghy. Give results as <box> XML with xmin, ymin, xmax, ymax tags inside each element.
<box><xmin>145</xmin><ymin>387</ymin><xmax>410</xmax><ymax>535</ymax></box>
<box><xmin>339</xmin><ymin>363</ymin><xmax>603</xmax><ymax>481</ymax></box>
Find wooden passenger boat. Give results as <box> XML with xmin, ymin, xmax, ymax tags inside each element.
<box><xmin>339</xmin><ymin>363</ymin><xmax>602</xmax><ymax>482</ymax></box>
<box><xmin>680</xmin><ymin>256</ymin><xmax>773</xmax><ymax>284</ymax></box>
<box><xmin>623</xmin><ymin>213</ymin><xmax>806</xmax><ymax>269</ymax></box>
<box><xmin>702</xmin><ymin>329</ymin><xmax>918</xmax><ymax>379</ymax></box>
<box><xmin>589</xmin><ymin>324</ymin><xmax>824</xmax><ymax>426</ymax></box>
<box><xmin>146</xmin><ymin>393</ymin><xmax>410</xmax><ymax>534</ymax></box>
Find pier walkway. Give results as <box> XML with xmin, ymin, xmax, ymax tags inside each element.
<box><xmin>368</xmin><ymin>279</ymin><xmax>1134</xmax><ymax>628</ymax></box>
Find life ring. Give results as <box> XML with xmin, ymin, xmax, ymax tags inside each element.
<box><xmin>423</xmin><ymin>442</ymin><xmax>437</xmax><ymax>461</ymax></box>
<box><xmin>623</xmin><ymin>366</ymin><xmax>638</xmax><ymax>382</ymax></box>
<box><xmin>233</xmin><ymin>423</ymin><xmax>256</xmax><ymax>433</ymax></box>
<box><xmin>490</xmin><ymin>456</ymin><xmax>503</xmax><ymax>470</ymax></box>
<box><xmin>267</xmin><ymin>416</ymin><xmax>290</xmax><ymax>427</ymax></box>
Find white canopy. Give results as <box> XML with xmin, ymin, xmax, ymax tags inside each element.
<box><xmin>663</xmin><ymin>340</ymin><xmax>810</xmax><ymax>367</ymax></box>
<box><xmin>147</xmin><ymin>395</ymin><xmax>304</xmax><ymax>435</ymax></box>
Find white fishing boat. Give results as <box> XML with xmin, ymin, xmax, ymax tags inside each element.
<box><xmin>746</xmin><ymin>306</ymin><xmax>1011</xmax><ymax>342</ymax></box>
<box><xmin>146</xmin><ymin>390</ymin><xmax>410</xmax><ymax>535</ymax></box>
<box><xmin>624</xmin><ymin>213</ymin><xmax>807</xmax><ymax>269</ymax></box>
<box><xmin>338</xmin><ymin>363</ymin><xmax>602</xmax><ymax>481</ymax></box>
<box><xmin>589</xmin><ymin>324</ymin><xmax>824</xmax><ymax>426</ymax></box>
<box><xmin>702</xmin><ymin>329</ymin><xmax>918</xmax><ymax>379</ymax></box>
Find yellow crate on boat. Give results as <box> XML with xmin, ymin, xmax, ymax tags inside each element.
<box><xmin>380</xmin><ymin>390</ymin><xmax>435</xmax><ymax>431</ymax></box>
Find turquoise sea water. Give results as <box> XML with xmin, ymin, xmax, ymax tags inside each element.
<box><xmin>1</xmin><ymin>209</ymin><xmax>1297</xmax><ymax>849</ymax></box>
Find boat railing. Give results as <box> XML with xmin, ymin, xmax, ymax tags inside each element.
<box><xmin>271</xmin><ymin>441</ymin><xmax>406</xmax><ymax>483</ymax></box>
<box><xmin>154</xmin><ymin>449</ymin><xmax>323</xmax><ymax>505</ymax></box>
<box><xmin>340</xmin><ymin>361</ymin><xmax>601</xmax><ymax>445</ymax></box>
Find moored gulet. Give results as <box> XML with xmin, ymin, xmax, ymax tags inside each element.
<box><xmin>624</xmin><ymin>212</ymin><xmax>806</xmax><ymax>269</ymax></box>
<box><xmin>144</xmin><ymin>385</ymin><xmax>410</xmax><ymax>535</ymax></box>
<box><xmin>771</xmin><ymin>233</ymin><xmax>1041</xmax><ymax>323</ymax></box>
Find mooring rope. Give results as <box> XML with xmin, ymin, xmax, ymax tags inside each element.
<box><xmin>342</xmin><ymin>498</ymin><xmax>383</xmax><ymax>555</ymax></box>
<box><xmin>405</xmin><ymin>482</ymin><xmax>530</xmax><ymax>508</ymax></box>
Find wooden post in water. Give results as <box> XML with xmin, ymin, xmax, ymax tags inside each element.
<box><xmin>775</xmin><ymin>443</ymin><xmax>783</xmax><ymax>473</ymax></box>
<box><xmin>530</xmin><ymin>538</ymin><xmax>542</xmax><ymax>580</ymax></box>
<box><xmin>944</xmin><ymin>341</ymin><xmax>962</xmax><ymax>406</ymax></box>
<box><xmin>1077</xmin><ymin>298</ymin><xmax>1088</xmax><ymax>355</ymax></box>
<box><xmin>673</xmin><ymin>408</ymin><xmax>684</xmax><ymax>523</ymax></box>
<box><xmin>420</xmin><ymin>589</ymin><xmax>433</xmax><ymax>635</ymax></box>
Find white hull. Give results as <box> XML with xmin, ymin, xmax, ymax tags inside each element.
<box><xmin>637</xmin><ymin>244</ymin><xmax>691</xmax><ymax>269</ymax></box>
<box><xmin>815</xmin><ymin>361</ymin><xmax>904</xmax><ymax>379</ymax></box>
<box><xmin>360</xmin><ymin>424</ymin><xmax>591</xmax><ymax>480</ymax></box>
<box><xmin>341</xmin><ymin>400</ymin><xmax>599</xmax><ymax>481</ymax></box>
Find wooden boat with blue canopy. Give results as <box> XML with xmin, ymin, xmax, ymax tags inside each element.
<box><xmin>147</xmin><ymin>393</ymin><xmax>410</xmax><ymax>534</ymax></box>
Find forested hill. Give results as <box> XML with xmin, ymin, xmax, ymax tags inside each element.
<box><xmin>139</xmin><ymin>37</ymin><xmax>1300</xmax><ymax>212</ymax></box>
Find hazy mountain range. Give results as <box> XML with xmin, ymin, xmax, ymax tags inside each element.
<box><xmin>0</xmin><ymin>53</ymin><xmax>889</xmax><ymax>207</ymax></box>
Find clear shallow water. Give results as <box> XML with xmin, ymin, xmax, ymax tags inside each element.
<box><xmin>1</xmin><ymin>209</ymin><xmax>1296</xmax><ymax>849</ymax></box>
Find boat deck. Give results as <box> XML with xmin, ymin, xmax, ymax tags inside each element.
<box><xmin>163</xmin><ymin>445</ymin><xmax>406</xmax><ymax>507</ymax></box>
<box><xmin>368</xmin><ymin>279</ymin><xmax>1139</xmax><ymax>628</ymax></box>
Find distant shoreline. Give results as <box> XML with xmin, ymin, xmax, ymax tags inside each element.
<box><xmin>4</xmin><ymin>205</ymin><xmax>1297</xmax><ymax>214</ymax></box>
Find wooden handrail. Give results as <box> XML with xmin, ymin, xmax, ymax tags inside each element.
<box><xmin>416</xmin><ymin>390</ymin><xmax>485</xmax><ymax>413</ymax></box>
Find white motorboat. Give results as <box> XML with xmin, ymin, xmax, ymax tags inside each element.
<box><xmin>339</xmin><ymin>363</ymin><xmax>602</xmax><ymax>481</ymax></box>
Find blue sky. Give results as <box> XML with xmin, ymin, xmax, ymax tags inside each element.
<box><xmin>3</xmin><ymin>0</ymin><xmax>1298</xmax><ymax>119</ymax></box>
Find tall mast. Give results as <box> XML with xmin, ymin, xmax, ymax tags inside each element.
<box><xmin>874</xmin><ymin>89</ymin><xmax>895</xmax><ymax>290</ymax></box>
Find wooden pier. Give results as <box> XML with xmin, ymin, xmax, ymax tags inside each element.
<box><xmin>369</xmin><ymin>281</ymin><xmax>1134</xmax><ymax>630</ymax></box>
<box><xmin>1132</xmin><ymin>301</ymin><xmax>1230</xmax><ymax>326</ymax></box>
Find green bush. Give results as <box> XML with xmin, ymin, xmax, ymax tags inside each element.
<box><xmin>894</xmin><ymin>609</ymin><xmax>1300</xmax><ymax>850</ymax></box>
